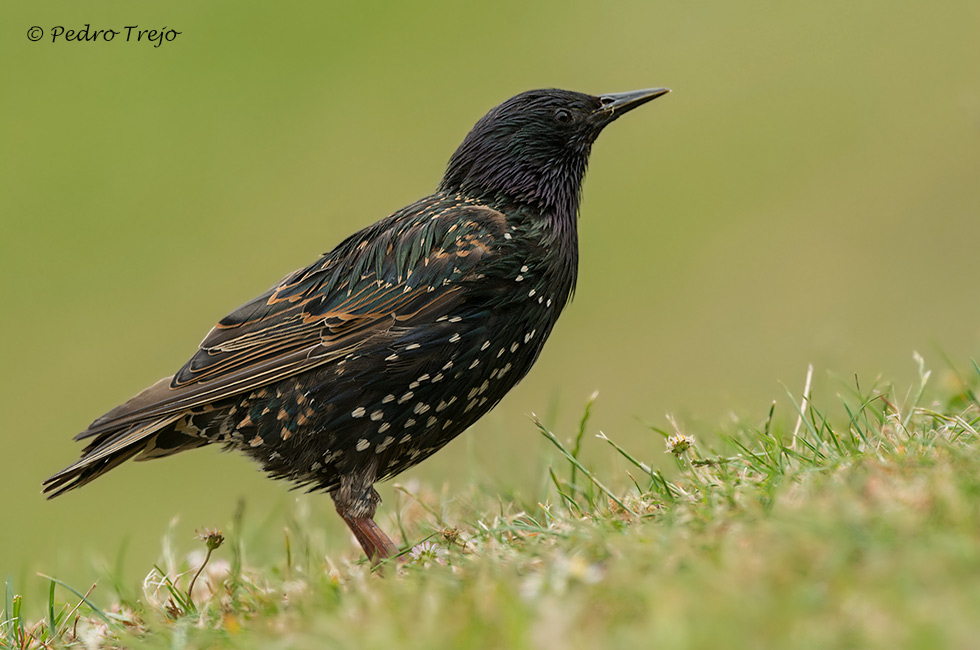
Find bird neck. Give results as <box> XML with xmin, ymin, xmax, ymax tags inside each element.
<box><xmin>438</xmin><ymin>147</ymin><xmax>589</xmax><ymax>220</ymax></box>
<box><xmin>543</xmin><ymin>206</ymin><xmax>580</xmax><ymax>305</ymax></box>
<box><xmin>485</xmin><ymin>193</ymin><xmax>581</xmax><ymax>308</ymax></box>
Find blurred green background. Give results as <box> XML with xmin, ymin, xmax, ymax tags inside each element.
<box><xmin>2</xmin><ymin>0</ymin><xmax>978</xmax><ymax>592</ymax></box>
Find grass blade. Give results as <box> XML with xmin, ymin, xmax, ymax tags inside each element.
<box><xmin>38</xmin><ymin>575</ymin><xmax>111</xmax><ymax>625</ymax></box>
<box><xmin>534</xmin><ymin>416</ymin><xmax>638</xmax><ymax>516</ymax></box>
<box><xmin>569</xmin><ymin>392</ymin><xmax>598</xmax><ymax>491</ymax></box>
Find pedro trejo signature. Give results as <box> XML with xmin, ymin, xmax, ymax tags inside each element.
<box><xmin>30</xmin><ymin>24</ymin><xmax>181</xmax><ymax>47</ymax></box>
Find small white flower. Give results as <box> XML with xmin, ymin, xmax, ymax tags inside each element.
<box><xmin>408</xmin><ymin>540</ymin><xmax>448</xmax><ymax>566</ymax></box>
<box><xmin>665</xmin><ymin>433</ymin><xmax>695</xmax><ymax>455</ymax></box>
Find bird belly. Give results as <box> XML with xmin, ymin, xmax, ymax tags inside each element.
<box><xmin>223</xmin><ymin>302</ymin><xmax>559</xmax><ymax>492</ymax></box>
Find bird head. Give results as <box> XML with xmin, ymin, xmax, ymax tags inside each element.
<box><xmin>439</xmin><ymin>87</ymin><xmax>669</xmax><ymax>216</ymax></box>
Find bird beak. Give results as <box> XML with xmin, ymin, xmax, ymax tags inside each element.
<box><xmin>593</xmin><ymin>88</ymin><xmax>670</xmax><ymax>123</ymax></box>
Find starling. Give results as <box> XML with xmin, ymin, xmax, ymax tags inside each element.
<box><xmin>44</xmin><ymin>87</ymin><xmax>670</xmax><ymax>562</ymax></box>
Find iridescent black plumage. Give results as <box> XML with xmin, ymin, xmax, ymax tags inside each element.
<box><xmin>44</xmin><ymin>87</ymin><xmax>669</xmax><ymax>561</ymax></box>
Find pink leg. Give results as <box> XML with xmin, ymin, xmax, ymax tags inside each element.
<box><xmin>339</xmin><ymin>511</ymin><xmax>399</xmax><ymax>564</ymax></box>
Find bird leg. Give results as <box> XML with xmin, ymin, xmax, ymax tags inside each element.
<box><xmin>332</xmin><ymin>462</ymin><xmax>398</xmax><ymax>564</ymax></box>
<box><xmin>338</xmin><ymin>510</ymin><xmax>399</xmax><ymax>564</ymax></box>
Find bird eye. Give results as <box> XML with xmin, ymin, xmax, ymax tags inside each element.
<box><xmin>554</xmin><ymin>108</ymin><xmax>573</xmax><ymax>124</ymax></box>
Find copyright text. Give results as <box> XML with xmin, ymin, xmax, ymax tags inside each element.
<box><xmin>27</xmin><ymin>25</ymin><xmax>182</xmax><ymax>47</ymax></box>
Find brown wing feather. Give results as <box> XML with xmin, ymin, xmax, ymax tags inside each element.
<box><xmin>75</xmin><ymin>202</ymin><xmax>508</xmax><ymax>439</ymax></box>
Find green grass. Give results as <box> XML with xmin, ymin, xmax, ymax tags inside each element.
<box><xmin>5</xmin><ymin>358</ymin><xmax>980</xmax><ymax>649</ymax></box>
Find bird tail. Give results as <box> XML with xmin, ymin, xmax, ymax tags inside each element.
<box><xmin>42</xmin><ymin>412</ymin><xmax>211</xmax><ymax>498</ymax></box>
<box><xmin>43</xmin><ymin>374</ymin><xmax>223</xmax><ymax>498</ymax></box>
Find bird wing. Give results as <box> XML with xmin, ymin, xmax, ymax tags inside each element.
<box><xmin>77</xmin><ymin>200</ymin><xmax>511</xmax><ymax>438</ymax></box>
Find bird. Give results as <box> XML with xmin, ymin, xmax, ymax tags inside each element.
<box><xmin>43</xmin><ymin>87</ymin><xmax>670</xmax><ymax>563</ymax></box>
